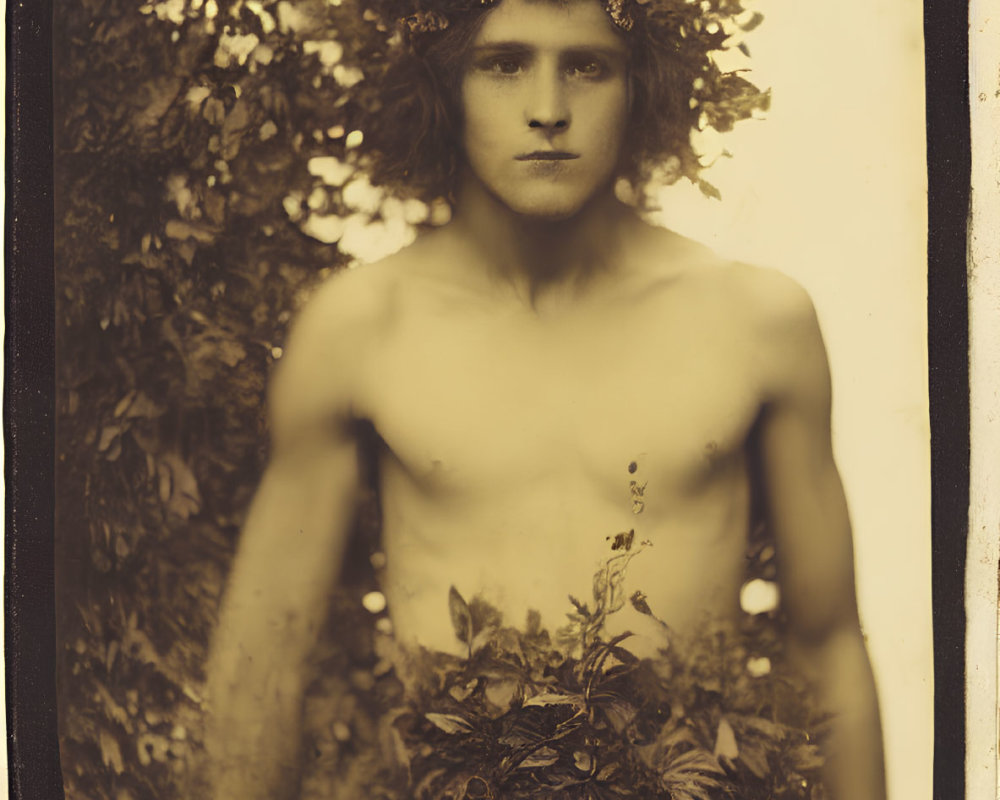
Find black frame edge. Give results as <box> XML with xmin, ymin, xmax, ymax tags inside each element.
<box><xmin>924</xmin><ymin>0</ymin><xmax>971</xmax><ymax>798</ymax></box>
<box><xmin>5</xmin><ymin>0</ymin><xmax>61</xmax><ymax>798</ymax></box>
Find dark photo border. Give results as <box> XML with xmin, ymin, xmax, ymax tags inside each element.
<box><xmin>4</xmin><ymin>0</ymin><xmax>971</xmax><ymax>797</ymax></box>
<box><xmin>6</xmin><ymin>0</ymin><xmax>59</xmax><ymax>798</ymax></box>
<box><xmin>923</xmin><ymin>0</ymin><xmax>971</xmax><ymax>796</ymax></box>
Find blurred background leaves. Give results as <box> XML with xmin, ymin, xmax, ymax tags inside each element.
<box><xmin>54</xmin><ymin>1</ymin><xmax>400</xmax><ymax>796</ymax></box>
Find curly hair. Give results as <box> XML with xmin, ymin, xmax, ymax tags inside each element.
<box><xmin>352</xmin><ymin>0</ymin><xmax>769</xmax><ymax>203</ymax></box>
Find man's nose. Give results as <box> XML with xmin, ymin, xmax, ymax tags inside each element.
<box><xmin>526</xmin><ymin>68</ymin><xmax>569</xmax><ymax>132</ymax></box>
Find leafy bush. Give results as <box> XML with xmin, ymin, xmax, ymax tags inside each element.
<box><xmin>55</xmin><ymin>1</ymin><xmax>368</xmax><ymax>797</ymax></box>
<box><xmin>286</xmin><ymin>550</ymin><xmax>825</xmax><ymax>800</ymax></box>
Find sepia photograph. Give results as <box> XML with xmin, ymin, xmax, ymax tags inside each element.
<box><xmin>46</xmin><ymin>0</ymin><xmax>931</xmax><ymax>798</ymax></box>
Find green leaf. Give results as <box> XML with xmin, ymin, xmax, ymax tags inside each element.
<box><xmin>522</xmin><ymin>692</ymin><xmax>584</xmax><ymax>709</ymax></box>
<box><xmin>568</xmin><ymin>595</ymin><xmax>590</xmax><ymax>617</ymax></box>
<box><xmin>737</xmin><ymin>740</ymin><xmax>770</xmax><ymax>778</ymax></box>
<box><xmin>98</xmin><ymin>728</ymin><xmax>125</xmax><ymax>774</ymax></box>
<box><xmin>97</xmin><ymin>424</ymin><xmax>123</xmax><ymax>452</ymax></box>
<box><xmin>661</xmin><ymin>748</ymin><xmax>726</xmax><ymax>777</ymax></box>
<box><xmin>789</xmin><ymin>742</ymin><xmax>825</xmax><ymax>771</ymax></box>
<box><xmin>608</xmin><ymin>529</ymin><xmax>635</xmax><ymax>551</ymax></box>
<box><xmin>697</xmin><ymin>179</ymin><xmax>722</xmax><ymax>201</ymax></box>
<box><xmin>602</xmin><ymin>699</ymin><xmax>637</xmax><ymax>732</ymax></box>
<box><xmin>448</xmin><ymin>681</ymin><xmax>476</xmax><ymax>702</ymax></box>
<box><xmin>424</xmin><ymin>712</ymin><xmax>474</xmax><ymax>735</ymax></box>
<box><xmin>484</xmin><ymin>678</ymin><xmax>519</xmax><ymax>712</ymax></box>
<box><xmin>517</xmin><ymin>746</ymin><xmax>559</xmax><ymax>768</ymax></box>
<box><xmin>740</xmin><ymin>715</ymin><xmax>787</xmax><ymax>740</ymax></box>
<box><xmin>713</xmin><ymin>716</ymin><xmax>739</xmax><ymax>760</ymax></box>
<box><xmin>740</xmin><ymin>12</ymin><xmax>764</xmax><ymax>32</ymax></box>
<box><xmin>448</xmin><ymin>585</ymin><xmax>473</xmax><ymax>646</ymax></box>
<box><xmin>592</xmin><ymin>568</ymin><xmax>609</xmax><ymax>606</ymax></box>
<box><xmin>156</xmin><ymin>452</ymin><xmax>202</xmax><ymax>519</ymax></box>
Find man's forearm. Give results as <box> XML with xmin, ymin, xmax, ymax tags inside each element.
<box><xmin>204</xmin><ymin>647</ymin><xmax>308</xmax><ymax>800</ymax></box>
<box><xmin>792</xmin><ymin>626</ymin><xmax>886</xmax><ymax>800</ymax></box>
<box><xmin>201</xmin><ymin>449</ymin><xmax>358</xmax><ymax>799</ymax></box>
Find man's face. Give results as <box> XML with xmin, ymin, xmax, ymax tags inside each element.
<box><xmin>459</xmin><ymin>0</ymin><xmax>630</xmax><ymax>221</ymax></box>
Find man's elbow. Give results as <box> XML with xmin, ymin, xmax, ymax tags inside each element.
<box><xmin>784</xmin><ymin>605</ymin><xmax>877</xmax><ymax>708</ymax></box>
<box><xmin>783</xmin><ymin>592</ymin><xmax>868</xmax><ymax>671</ymax></box>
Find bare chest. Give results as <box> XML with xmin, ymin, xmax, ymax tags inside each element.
<box><xmin>362</xmin><ymin>290</ymin><xmax>763</xmax><ymax>504</ymax></box>
<box><xmin>355</xmin><ymin>283</ymin><xmax>765</xmax><ymax>649</ymax></box>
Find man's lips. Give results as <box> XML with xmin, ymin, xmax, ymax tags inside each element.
<box><xmin>514</xmin><ymin>151</ymin><xmax>580</xmax><ymax>161</ymax></box>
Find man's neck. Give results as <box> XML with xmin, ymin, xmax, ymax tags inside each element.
<box><xmin>448</xmin><ymin>172</ymin><xmax>637</xmax><ymax>306</ymax></box>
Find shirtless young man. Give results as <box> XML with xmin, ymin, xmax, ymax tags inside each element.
<box><xmin>205</xmin><ymin>0</ymin><xmax>885</xmax><ymax>798</ymax></box>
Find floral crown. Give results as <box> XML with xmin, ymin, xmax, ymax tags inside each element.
<box><xmin>399</xmin><ymin>0</ymin><xmax>764</xmax><ymax>42</ymax></box>
<box><xmin>400</xmin><ymin>0</ymin><xmax>635</xmax><ymax>32</ymax></box>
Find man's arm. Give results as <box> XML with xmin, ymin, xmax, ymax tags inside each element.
<box><xmin>752</xmin><ymin>271</ymin><xmax>886</xmax><ymax>800</ymax></box>
<box><xmin>203</xmin><ymin>276</ymin><xmax>373</xmax><ymax>800</ymax></box>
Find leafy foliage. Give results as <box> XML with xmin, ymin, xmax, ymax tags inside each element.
<box><xmin>293</xmin><ymin>552</ymin><xmax>828</xmax><ymax>800</ymax></box>
<box><xmin>54</xmin><ymin>1</ymin><xmax>376</xmax><ymax>797</ymax></box>
<box><xmin>54</xmin><ymin>1</ymin><xmax>771</xmax><ymax>798</ymax></box>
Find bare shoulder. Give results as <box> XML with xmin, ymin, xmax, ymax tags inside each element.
<box><xmin>269</xmin><ymin>235</ymin><xmax>450</xmax><ymax>431</ymax></box>
<box><xmin>280</xmin><ymin>232</ymin><xmax>450</xmax><ymax>357</ymax></box>
<box><xmin>275</xmin><ymin>268</ymin><xmax>377</xmax><ymax>394</ymax></box>
<box><xmin>289</xmin><ymin>258</ymin><xmax>398</xmax><ymax>344</ymax></box>
<box><xmin>637</xmin><ymin>226</ymin><xmax>828</xmax><ymax>395</ymax></box>
<box><xmin>723</xmin><ymin>262</ymin><xmax>819</xmax><ymax>334</ymax></box>
<box><xmin>636</xmin><ymin>225</ymin><xmax>818</xmax><ymax>329</ymax></box>
<box><xmin>267</xmin><ymin>252</ymin><xmax>405</xmax><ymax>434</ymax></box>
<box><xmin>720</xmin><ymin>262</ymin><xmax>831</xmax><ymax>400</ymax></box>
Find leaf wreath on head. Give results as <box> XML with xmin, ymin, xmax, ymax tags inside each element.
<box><xmin>356</xmin><ymin>0</ymin><xmax>770</xmax><ymax>203</ymax></box>
<box><xmin>389</xmin><ymin>0</ymin><xmax>762</xmax><ymax>39</ymax></box>
<box><xmin>397</xmin><ymin>0</ymin><xmax>743</xmax><ymax>35</ymax></box>
<box><xmin>401</xmin><ymin>0</ymin><xmax>638</xmax><ymax>32</ymax></box>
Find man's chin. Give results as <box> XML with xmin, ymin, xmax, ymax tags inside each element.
<box><xmin>513</xmin><ymin>207</ymin><xmax>581</xmax><ymax>223</ymax></box>
<box><xmin>504</xmin><ymin>195</ymin><xmax>591</xmax><ymax>223</ymax></box>
<box><xmin>469</xmin><ymin>174</ymin><xmax>618</xmax><ymax>224</ymax></box>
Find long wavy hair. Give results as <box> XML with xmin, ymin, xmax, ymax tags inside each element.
<box><xmin>353</xmin><ymin>0</ymin><xmax>769</xmax><ymax>203</ymax></box>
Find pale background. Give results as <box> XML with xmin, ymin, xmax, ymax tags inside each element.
<box><xmin>651</xmin><ymin>2</ymin><xmax>932</xmax><ymax>798</ymax></box>
<box><xmin>968</xmin><ymin>0</ymin><xmax>999</xmax><ymax>796</ymax></box>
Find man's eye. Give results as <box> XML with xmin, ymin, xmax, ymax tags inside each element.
<box><xmin>567</xmin><ymin>59</ymin><xmax>607</xmax><ymax>78</ymax></box>
<box><xmin>482</xmin><ymin>57</ymin><xmax>522</xmax><ymax>75</ymax></box>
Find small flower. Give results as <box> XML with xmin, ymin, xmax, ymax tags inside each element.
<box><xmin>603</xmin><ymin>0</ymin><xmax>634</xmax><ymax>30</ymax></box>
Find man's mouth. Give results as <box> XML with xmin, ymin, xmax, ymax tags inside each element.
<box><xmin>515</xmin><ymin>151</ymin><xmax>580</xmax><ymax>161</ymax></box>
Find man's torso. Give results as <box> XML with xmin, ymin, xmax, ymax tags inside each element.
<box><xmin>324</xmin><ymin>224</ymin><xmax>783</xmax><ymax>655</ymax></box>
